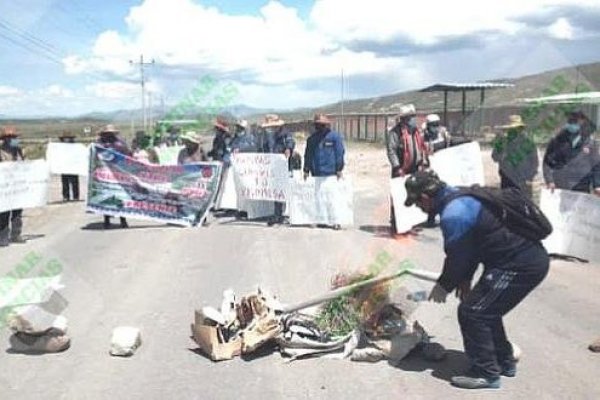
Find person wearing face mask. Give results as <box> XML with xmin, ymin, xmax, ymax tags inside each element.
<box><xmin>230</xmin><ymin>119</ymin><xmax>257</xmax><ymax>154</ymax></box>
<box><xmin>95</xmin><ymin>124</ymin><xmax>132</xmax><ymax>229</ymax></box>
<box><xmin>261</xmin><ymin>114</ymin><xmax>295</xmax><ymax>226</ymax></box>
<box><xmin>0</xmin><ymin>128</ymin><xmax>26</xmax><ymax>246</ymax></box>
<box><xmin>423</xmin><ymin>114</ymin><xmax>451</xmax><ymax>153</ymax></box>
<box><xmin>543</xmin><ymin>110</ymin><xmax>600</xmax><ymax>195</ymax></box>
<box><xmin>385</xmin><ymin>104</ymin><xmax>429</xmax><ymax>233</ymax></box>
<box><xmin>58</xmin><ymin>132</ymin><xmax>80</xmax><ymax>202</ymax></box>
<box><xmin>491</xmin><ymin>115</ymin><xmax>538</xmax><ymax>197</ymax></box>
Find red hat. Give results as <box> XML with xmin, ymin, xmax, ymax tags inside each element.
<box><xmin>214</xmin><ymin>118</ymin><xmax>230</xmax><ymax>132</ymax></box>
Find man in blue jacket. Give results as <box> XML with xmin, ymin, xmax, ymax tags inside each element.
<box><xmin>404</xmin><ymin>170</ymin><xmax>549</xmax><ymax>390</ymax></box>
<box><xmin>303</xmin><ymin>114</ymin><xmax>345</xmax><ymax>229</ymax></box>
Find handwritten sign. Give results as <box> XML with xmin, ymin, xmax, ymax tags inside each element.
<box><xmin>430</xmin><ymin>142</ymin><xmax>485</xmax><ymax>186</ymax></box>
<box><xmin>541</xmin><ymin>188</ymin><xmax>600</xmax><ymax>262</ymax></box>
<box><xmin>0</xmin><ymin>160</ymin><xmax>50</xmax><ymax>212</ymax></box>
<box><xmin>289</xmin><ymin>176</ymin><xmax>354</xmax><ymax>226</ymax></box>
<box><xmin>232</xmin><ymin>153</ymin><xmax>289</xmax><ymax>202</ymax></box>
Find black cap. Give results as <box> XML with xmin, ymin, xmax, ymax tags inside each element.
<box><xmin>404</xmin><ymin>170</ymin><xmax>443</xmax><ymax>207</ymax></box>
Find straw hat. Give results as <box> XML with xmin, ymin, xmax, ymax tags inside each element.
<box><xmin>261</xmin><ymin>114</ymin><xmax>285</xmax><ymax>128</ymax></box>
<box><xmin>99</xmin><ymin>124</ymin><xmax>119</xmax><ymax>134</ymax></box>
<box><xmin>314</xmin><ymin>114</ymin><xmax>331</xmax><ymax>125</ymax></box>
<box><xmin>0</xmin><ymin>126</ymin><xmax>18</xmax><ymax>138</ymax></box>
<box><xmin>497</xmin><ymin>115</ymin><xmax>526</xmax><ymax>130</ymax></box>
<box><xmin>395</xmin><ymin>104</ymin><xmax>416</xmax><ymax>121</ymax></box>
<box><xmin>214</xmin><ymin>118</ymin><xmax>229</xmax><ymax>132</ymax></box>
<box><xmin>180</xmin><ymin>131</ymin><xmax>200</xmax><ymax>144</ymax></box>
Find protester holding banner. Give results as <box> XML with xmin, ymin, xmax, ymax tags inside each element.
<box><xmin>208</xmin><ymin>118</ymin><xmax>232</xmax><ymax>164</ymax></box>
<box><xmin>385</xmin><ymin>104</ymin><xmax>429</xmax><ymax>232</ymax></box>
<box><xmin>58</xmin><ymin>132</ymin><xmax>80</xmax><ymax>201</ymax></box>
<box><xmin>261</xmin><ymin>114</ymin><xmax>295</xmax><ymax>226</ymax></box>
<box><xmin>0</xmin><ymin>128</ymin><xmax>26</xmax><ymax>245</ymax></box>
<box><xmin>96</xmin><ymin>124</ymin><xmax>131</xmax><ymax>229</ymax></box>
<box><xmin>543</xmin><ymin>110</ymin><xmax>600</xmax><ymax>195</ymax></box>
<box><xmin>178</xmin><ymin>131</ymin><xmax>207</xmax><ymax>164</ymax></box>
<box><xmin>423</xmin><ymin>114</ymin><xmax>451</xmax><ymax>154</ymax></box>
<box><xmin>405</xmin><ymin>170</ymin><xmax>549</xmax><ymax>390</ymax></box>
<box><xmin>492</xmin><ymin>115</ymin><xmax>538</xmax><ymax>197</ymax></box>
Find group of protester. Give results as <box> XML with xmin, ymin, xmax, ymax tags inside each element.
<box><xmin>3</xmin><ymin>105</ymin><xmax>599</xmax><ymax>390</ymax></box>
<box><xmin>383</xmin><ymin>104</ymin><xmax>600</xmax><ymax>389</ymax></box>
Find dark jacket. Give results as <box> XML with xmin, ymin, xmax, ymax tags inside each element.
<box><xmin>385</xmin><ymin>124</ymin><xmax>428</xmax><ymax>174</ymax></box>
<box><xmin>263</xmin><ymin>128</ymin><xmax>295</xmax><ymax>154</ymax></box>
<box><xmin>0</xmin><ymin>141</ymin><xmax>25</xmax><ymax>162</ymax></box>
<box><xmin>434</xmin><ymin>186</ymin><xmax>546</xmax><ymax>292</ymax></box>
<box><xmin>230</xmin><ymin>131</ymin><xmax>257</xmax><ymax>153</ymax></box>
<box><xmin>543</xmin><ymin>128</ymin><xmax>600</xmax><ymax>191</ymax></box>
<box><xmin>96</xmin><ymin>136</ymin><xmax>131</xmax><ymax>156</ymax></box>
<box><xmin>209</xmin><ymin>130</ymin><xmax>232</xmax><ymax>162</ymax></box>
<box><xmin>303</xmin><ymin>128</ymin><xmax>345</xmax><ymax>177</ymax></box>
<box><xmin>491</xmin><ymin>131</ymin><xmax>539</xmax><ymax>191</ymax></box>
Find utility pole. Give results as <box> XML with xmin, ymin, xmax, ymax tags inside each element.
<box><xmin>129</xmin><ymin>54</ymin><xmax>155</xmax><ymax>133</ymax></box>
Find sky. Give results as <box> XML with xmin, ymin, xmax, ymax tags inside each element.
<box><xmin>0</xmin><ymin>0</ymin><xmax>599</xmax><ymax>117</ymax></box>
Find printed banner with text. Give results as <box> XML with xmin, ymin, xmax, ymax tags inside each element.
<box><xmin>87</xmin><ymin>145</ymin><xmax>221</xmax><ymax>226</ymax></box>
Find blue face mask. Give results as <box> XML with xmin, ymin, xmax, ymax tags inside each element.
<box><xmin>566</xmin><ymin>123</ymin><xmax>580</xmax><ymax>134</ymax></box>
<box><xmin>408</xmin><ymin>117</ymin><xmax>417</xmax><ymax>129</ymax></box>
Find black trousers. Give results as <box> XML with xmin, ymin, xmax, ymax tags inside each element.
<box><xmin>61</xmin><ymin>174</ymin><xmax>80</xmax><ymax>200</ymax></box>
<box><xmin>458</xmin><ymin>245</ymin><xmax>549</xmax><ymax>379</ymax></box>
<box><xmin>0</xmin><ymin>209</ymin><xmax>23</xmax><ymax>231</ymax></box>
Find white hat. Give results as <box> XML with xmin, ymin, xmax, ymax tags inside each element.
<box><xmin>426</xmin><ymin>114</ymin><xmax>441</xmax><ymax>123</ymax></box>
<box><xmin>236</xmin><ymin>119</ymin><xmax>248</xmax><ymax>129</ymax></box>
<box><xmin>395</xmin><ymin>104</ymin><xmax>416</xmax><ymax>121</ymax></box>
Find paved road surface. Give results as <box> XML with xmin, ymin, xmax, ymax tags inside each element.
<box><xmin>1</xmin><ymin>144</ymin><xmax>599</xmax><ymax>399</ymax></box>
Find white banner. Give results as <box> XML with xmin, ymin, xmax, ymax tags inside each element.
<box><xmin>541</xmin><ymin>188</ymin><xmax>600</xmax><ymax>262</ymax></box>
<box><xmin>46</xmin><ymin>142</ymin><xmax>90</xmax><ymax>176</ymax></box>
<box><xmin>216</xmin><ymin>167</ymin><xmax>238</xmax><ymax>210</ymax></box>
<box><xmin>289</xmin><ymin>176</ymin><xmax>354</xmax><ymax>226</ymax></box>
<box><xmin>390</xmin><ymin>177</ymin><xmax>428</xmax><ymax>234</ymax></box>
<box><xmin>430</xmin><ymin>142</ymin><xmax>485</xmax><ymax>186</ymax></box>
<box><xmin>232</xmin><ymin>153</ymin><xmax>289</xmax><ymax>202</ymax></box>
<box><xmin>0</xmin><ymin>160</ymin><xmax>50</xmax><ymax>212</ymax></box>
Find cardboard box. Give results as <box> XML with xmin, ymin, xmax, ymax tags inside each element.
<box><xmin>191</xmin><ymin>310</ymin><xmax>241</xmax><ymax>361</ymax></box>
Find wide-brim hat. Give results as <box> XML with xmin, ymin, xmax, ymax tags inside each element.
<box><xmin>314</xmin><ymin>113</ymin><xmax>331</xmax><ymax>125</ymax></box>
<box><xmin>99</xmin><ymin>124</ymin><xmax>119</xmax><ymax>134</ymax></box>
<box><xmin>0</xmin><ymin>126</ymin><xmax>18</xmax><ymax>138</ymax></box>
<box><xmin>395</xmin><ymin>104</ymin><xmax>417</xmax><ymax>121</ymax></box>
<box><xmin>235</xmin><ymin>119</ymin><xmax>248</xmax><ymax>129</ymax></box>
<box><xmin>180</xmin><ymin>131</ymin><xmax>200</xmax><ymax>144</ymax></box>
<box><xmin>497</xmin><ymin>115</ymin><xmax>526</xmax><ymax>130</ymax></box>
<box><xmin>214</xmin><ymin>118</ymin><xmax>230</xmax><ymax>132</ymax></box>
<box><xmin>261</xmin><ymin>114</ymin><xmax>285</xmax><ymax>128</ymax></box>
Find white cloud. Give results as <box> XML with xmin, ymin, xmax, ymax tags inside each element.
<box><xmin>0</xmin><ymin>85</ymin><xmax>23</xmax><ymax>96</ymax></box>
<box><xmin>548</xmin><ymin>17</ymin><xmax>574</xmax><ymax>40</ymax></box>
<box><xmin>39</xmin><ymin>84</ymin><xmax>74</xmax><ymax>98</ymax></box>
<box><xmin>310</xmin><ymin>0</ymin><xmax>599</xmax><ymax>45</ymax></box>
<box><xmin>84</xmin><ymin>80</ymin><xmax>160</xmax><ymax>100</ymax></box>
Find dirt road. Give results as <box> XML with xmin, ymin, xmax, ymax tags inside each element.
<box><xmin>1</xmin><ymin>143</ymin><xmax>599</xmax><ymax>399</ymax></box>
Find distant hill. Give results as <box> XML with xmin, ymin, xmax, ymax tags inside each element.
<box><xmin>277</xmin><ymin>61</ymin><xmax>600</xmax><ymax>119</ymax></box>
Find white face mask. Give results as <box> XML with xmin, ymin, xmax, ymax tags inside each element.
<box><xmin>9</xmin><ymin>138</ymin><xmax>20</xmax><ymax>148</ymax></box>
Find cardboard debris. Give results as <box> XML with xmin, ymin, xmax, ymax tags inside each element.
<box><xmin>110</xmin><ymin>327</ymin><xmax>142</xmax><ymax>357</ymax></box>
<box><xmin>191</xmin><ymin>309</ymin><xmax>242</xmax><ymax>361</ymax></box>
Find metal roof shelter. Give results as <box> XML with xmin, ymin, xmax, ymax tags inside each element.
<box><xmin>420</xmin><ymin>82</ymin><xmax>514</xmax><ymax>130</ymax></box>
<box><xmin>522</xmin><ymin>91</ymin><xmax>600</xmax><ymax>104</ymax></box>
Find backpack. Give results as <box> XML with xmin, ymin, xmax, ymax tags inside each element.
<box><xmin>443</xmin><ymin>185</ymin><xmax>553</xmax><ymax>242</ymax></box>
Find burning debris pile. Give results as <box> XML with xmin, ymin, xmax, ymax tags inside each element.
<box><xmin>191</xmin><ymin>268</ymin><xmax>446</xmax><ymax>363</ymax></box>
